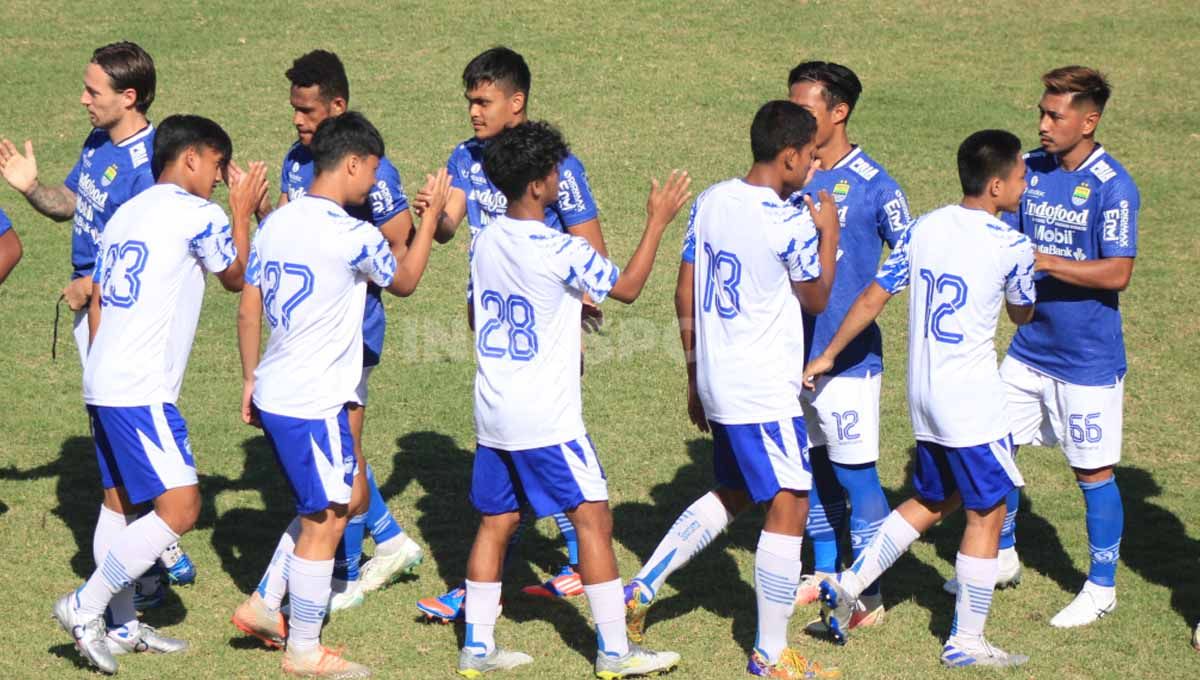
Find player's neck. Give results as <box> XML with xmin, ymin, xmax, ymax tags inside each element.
<box><xmin>505</xmin><ymin>196</ymin><xmax>545</xmax><ymax>221</ymax></box>
<box><xmin>1057</xmin><ymin>137</ymin><xmax>1097</xmax><ymax>172</ymax></box>
<box><xmin>960</xmin><ymin>194</ymin><xmax>999</xmax><ymax>215</ymax></box>
<box><xmin>157</xmin><ymin>166</ymin><xmax>200</xmax><ymax>197</ymax></box>
<box><xmin>744</xmin><ymin>164</ymin><xmax>788</xmax><ymax>199</ymax></box>
<box><xmin>308</xmin><ymin>176</ymin><xmax>351</xmax><ymax>208</ymax></box>
<box><xmin>106</xmin><ymin>112</ymin><xmax>149</xmax><ymax>144</ymax></box>
<box><xmin>817</xmin><ymin>132</ymin><xmax>853</xmax><ymax>168</ymax></box>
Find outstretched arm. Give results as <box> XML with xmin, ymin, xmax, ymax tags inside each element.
<box><xmin>386</xmin><ymin>169</ymin><xmax>452</xmax><ymax>297</ymax></box>
<box><xmin>1034</xmin><ymin>252</ymin><xmax>1133</xmax><ymax>291</ymax></box>
<box><xmin>0</xmin><ymin>139</ymin><xmax>76</xmax><ymax>221</ymax></box>
<box><xmin>607</xmin><ymin>171</ymin><xmax>692</xmax><ymax>303</ymax></box>
<box><xmin>803</xmin><ymin>282</ymin><xmax>892</xmax><ymax>388</ymax></box>
<box><xmin>215</xmin><ymin>160</ymin><xmax>269</xmax><ymax>292</ymax></box>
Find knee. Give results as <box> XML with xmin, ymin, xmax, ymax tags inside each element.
<box><xmin>715</xmin><ymin>488</ymin><xmax>751</xmax><ymax>515</ymax></box>
<box><xmin>568</xmin><ymin>502</ymin><xmax>613</xmax><ymax>540</ymax></box>
<box><xmin>160</xmin><ymin>487</ymin><xmax>201</xmax><ymax>534</ymax></box>
<box><xmin>481</xmin><ymin>511</ymin><xmax>522</xmax><ymax>539</ymax></box>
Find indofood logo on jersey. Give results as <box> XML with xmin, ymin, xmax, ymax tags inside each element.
<box><xmin>100</xmin><ymin>164</ymin><xmax>118</xmax><ymax>187</ymax></box>
<box><xmin>76</xmin><ymin>173</ymin><xmax>110</xmax><ymax>210</ymax></box>
<box><xmin>1071</xmin><ymin>182</ymin><xmax>1091</xmax><ymax>206</ymax></box>
<box><xmin>832</xmin><ymin>179</ymin><xmax>850</xmax><ymax>203</ymax></box>
<box><xmin>469</xmin><ymin>188</ymin><xmax>507</xmax><ymax>215</ymax></box>
<box><xmin>1025</xmin><ymin>201</ymin><xmax>1088</xmax><ymax>229</ymax></box>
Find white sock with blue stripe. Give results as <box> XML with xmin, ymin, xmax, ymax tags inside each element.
<box><xmin>584</xmin><ymin>579</ymin><xmax>629</xmax><ymax>657</ymax></box>
<box><xmin>286</xmin><ymin>555</ymin><xmax>332</xmax><ymax>652</ymax></box>
<box><xmin>841</xmin><ymin>510</ymin><xmax>919</xmax><ymax>599</ymax></box>
<box><xmin>92</xmin><ymin>505</ymin><xmax>138</xmax><ymax>632</ymax></box>
<box><xmin>948</xmin><ymin>552</ymin><xmax>998</xmax><ymax>646</ymax></box>
<box><xmin>75</xmin><ymin>512</ymin><xmax>179</xmax><ymax>620</ymax></box>
<box><xmin>754</xmin><ymin>531</ymin><xmax>803</xmax><ymax>664</ymax></box>
<box><xmin>257</xmin><ymin>517</ymin><xmax>300</xmax><ymax>610</ymax></box>
<box><xmin>464</xmin><ymin>580</ymin><xmax>501</xmax><ymax>656</ymax></box>
<box><xmin>632</xmin><ymin>492</ymin><xmax>733</xmax><ymax>603</ymax></box>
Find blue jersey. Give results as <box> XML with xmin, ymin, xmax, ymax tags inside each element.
<box><xmin>0</xmin><ymin>207</ymin><xmax>11</xmax><ymax>236</ymax></box>
<box><xmin>447</xmin><ymin>137</ymin><xmax>598</xmax><ymax>236</ymax></box>
<box><xmin>280</xmin><ymin>142</ymin><xmax>409</xmax><ymax>367</ymax></box>
<box><xmin>1002</xmin><ymin>145</ymin><xmax>1139</xmax><ymax>386</ymax></box>
<box><xmin>64</xmin><ymin>125</ymin><xmax>156</xmax><ymax>279</ymax></box>
<box><xmin>794</xmin><ymin>147</ymin><xmax>911</xmax><ymax>376</ymax></box>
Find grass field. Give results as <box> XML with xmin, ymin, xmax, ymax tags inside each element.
<box><xmin>1</xmin><ymin>1</ymin><xmax>1198</xmax><ymax>678</ymax></box>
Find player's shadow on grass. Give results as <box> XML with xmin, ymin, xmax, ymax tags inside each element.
<box><xmin>610</xmin><ymin>438</ymin><xmax>762</xmax><ymax>653</ymax></box>
<box><xmin>207</xmin><ymin>435</ymin><xmax>297</xmax><ymax>595</ymax></box>
<box><xmin>385</xmin><ymin>431</ymin><xmax>596</xmax><ymax>658</ymax></box>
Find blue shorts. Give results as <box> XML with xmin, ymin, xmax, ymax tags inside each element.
<box><xmin>258</xmin><ymin>405</ymin><xmax>358</xmax><ymax>516</ymax></box>
<box><xmin>711</xmin><ymin>416</ymin><xmax>812</xmax><ymax>504</ymax></box>
<box><xmin>912</xmin><ymin>436</ymin><xmax>1024</xmax><ymax>511</ymax></box>
<box><xmin>88</xmin><ymin>404</ymin><xmax>197</xmax><ymax>504</ymax></box>
<box><xmin>471</xmin><ymin>435</ymin><xmax>608</xmax><ymax>518</ymax></box>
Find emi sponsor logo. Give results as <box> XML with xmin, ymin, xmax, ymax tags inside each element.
<box><xmin>559</xmin><ymin>169</ymin><xmax>585</xmax><ymax>213</ymax></box>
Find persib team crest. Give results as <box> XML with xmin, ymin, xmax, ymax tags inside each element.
<box><xmin>832</xmin><ymin>179</ymin><xmax>850</xmax><ymax>203</ymax></box>
<box><xmin>101</xmin><ymin>164</ymin><xmax>118</xmax><ymax>187</ymax></box>
<box><xmin>1071</xmin><ymin>182</ymin><xmax>1091</xmax><ymax>206</ymax></box>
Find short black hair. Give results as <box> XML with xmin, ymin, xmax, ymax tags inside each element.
<box><xmin>463</xmin><ymin>46</ymin><xmax>531</xmax><ymax>96</ymax></box>
<box><xmin>152</xmin><ymin>114</ymin><xmax>232</xmax><ymax>180</ymax></box>
<box><xmin>310</xmin><ymin>111</ymin><xmax>384</xmax><ymax>175</ymax></box>
<box><xmin>286</xmin><ymin>50</ymin><xmax>350</xmax><ymax>103</ymax></box>
<box><xmin>482</xmin><ymin>121</ymin><xmax>568</xmax><ymax>202</ymax></box>
<box><xmin>92</xmin><ymin>41</ymin><xmax>156</xmax><ymax>114</ymax></box>
<box><xmin>750</xmin><ymin>100</ymin><xmax>818</xmax><ymax>163</ymax></box>
<box><xmin>787</xmin><ymin>61</ymin><xmax>863</xmax><ymax>120</ymax></box>
<box><xmin>957</xmin><ymin>129</ymin><xmax>1023</xmax><ymax>196</ymax></box>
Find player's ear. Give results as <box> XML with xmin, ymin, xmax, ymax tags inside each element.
<box><xmin>118</xmin><ymin>87</ymin><xmax>138</xmax><ymax>112</ymax></box>
<box><xmin>831</xmin><ymin>101</ymin><xmax>851</xmax><ymax>125</ymax></box>
<box><xmin>183</xmin><ymin>145</ymin><xmax>199</xmax><ymax>173</ymax></box>
<box><xmin>1081</xmin><ymin>108</ymin><xmax>1101</xmax><ymax>136</ymax></box>
<box><xmin>329</xmin><ymin>97</ymin><xmax>348</xmax><ymax>117</ymax></box>
<box><xmin>509</xmin><ymin>90</ymin><xmax>526</xmax><ymax>117</ymax></box>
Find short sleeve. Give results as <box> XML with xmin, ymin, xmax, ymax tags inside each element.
<box><xmin>680</xmin><ymin>201</ymin><xmax>698</xmax><ymax>264</ymax></box>
<box><xmin>1098</xmin><ymin>176</ymin><xmax>1139</xmax><ymax>258</ymax></box>
<box><xmin>0</xmin><ymin>208</ymin><xmax>11</xmax><ymax>237</ymax></box>
<box><xmin>347</xmin><ymin>221</ymin><xmax>397</xmax><ymax>288</ymax></box>
<box><xmin>998</xmin><ymin>208</ymin><xmax>1020</xmax><ymax>232</ymax></box>
<box><xmin>448</xmin><ymin>145</ymin><xmax>472</xmax><ymax>193</ymax></box>
<box><xmin>368</xmin><ymin>159</ymin><xmax>408</xmax><ymax>226</ymax></box>
<box><xmin>874</xmin><ymin>222</ymin><xmax>914</xmax><ymax>294</ymax></box>
<box><xmin>875</xmin><ymin>180</ymin><xmax>912</xmax><ymax>248</ymax></box>
<box><xmin>188</xmin><ymin>204</ymin><xmax>237</xmax><ymax>273</ymax></box>
<box><xmin>543</xmin><ymin>231</ymin><xmax>620</xmax><ymax>303</ymax></box>
<box><xmin>1004</xmin><ymin>236</ymin><xmax>1037</xmax><ymax>307</ymax></box>
<box><xmin>65</xmin><ymin>150</ymin><xmax>85</xmax><ymax>193</ymax></box>
<box><xmin>245</xmin><ymin>235</ymin><xmax>262</xmax><ymax>287</ymax></box>
<box><xmin>129</xmin><ymin>167</ymin><xmax>155</xmax><ymax>197</ymax></box>
<box><xmin>553</xmin><ymin>155</ymin><xmax>599</xmax><ymax>227</ymax></box>
<box><xmin>765</xmin><ymin>202</ymin><xmax>820</xmax><ymax>282</ymax></box>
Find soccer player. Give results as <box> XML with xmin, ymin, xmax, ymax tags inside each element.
<box><xmin>413</xmin><ymin>46</ymin><xmax>595</xmax><ymax>621</ymax></box>
<box><xmin>453</xmin><ymin>119</ymin><xmax>688</xmax><ymax>678</ymax></box>
<box><xmin>233</xmin><ymin>112</ymin><xmax>450</xmax><ymax>678</ymax></box>
<box><xmin>257</xmin><ymin>48</ymin><xmax>423</xmax><ymax>614</ymax></box>
<box><xmin>626</xmin><ymin>101</ymin><xmax>840</xmax><ymax>679</ymax></box>
<box><xmin>970</xmin><ymin>66</ymin><xmax>1139</xmax><ymax>628</ymax></box>
<box><xmin>50</xmin><ymin>114</ymin><xmax>267</xmax><ymax>674</ymax></box>
<box><xmin>0</xmin><ymin>207</ymin><xmax>21</xmax><ymax>284</ymax></box>
<box><xmin>0</xmin><ymin>41</ymin><xmax>197</xmax><ymax>601</ymax></box>
<box><xmin>808</xmin><ymin>129</ymin><xmax>1035</xmax><ymax>668</ymax></box>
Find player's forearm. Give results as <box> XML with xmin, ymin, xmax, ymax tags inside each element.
<box><xmin>219</xmin><ymin>215</ymin><xmax>254</xmax><ymax>292</ymax></box>
<box><xmin>1039</xmin><ymin>255</ymin><xmax>1133</xmax><ymax>291</ymax></box>
<box><xmin>24</xmin><ymin>182</ymin><xmax>76</xmax><ymax>221</ymax></box>
<box><xmin>567</xmin><ymin>219</ymin><xmax>609</xmax><ymax>257</ymax></box>
<box><xmin>387</xmin><ymin>214</ymin><xmax>437</xmax><ymax>297</ymax></box>
<box><xmin>675</xmin><ymin>262</ymin><xmax>696</xmax><ymax>364</ymax></box>
<box><xmin>820</xmin><ymin>282</ymin><xmax>890</xmax><ymax>362</ymax></box>
<box><xmin>87</xmin><ymin>286</ymin><xmax>101</xmax><ymax>345</ymax></box>
<box><xmin>236</xmin><ymin>289</ymin><xmax>263</xmax><ymax>382</ymax></box>
<box><xmin>609</xmin><ymin>224</ymin><xmax>669</xmax><ymax>304</ymax></box>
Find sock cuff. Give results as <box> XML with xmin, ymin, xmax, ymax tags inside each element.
<box><xmin>144</xmin><ymin>511</ymin><xmax>181</xmax><ymax>541</ymax></box>
<box><xmin>98</xmin><ymin>504</ymin><xmax>127</xmax><ymax>524</ymax></box>
<box><xmin>289</xmin><ymin>555</ymin><xmax>334</xmax><ymax>578</ymax></box>
<box><xmin>1078</xmin><ymin>476</ymin><xmax>1117</xmax><ymax>492</ymax></box>
<box><xmin>884</xmin><ymin>511</ymin><xmax>921</xmax><ymax>543</ymax></box>
<box><xmin>348</xmin><ymin>513</ymin><xmax>367</xmax><ymax>526</ymax></box>
<box><xmin>955</xmin><ymin>552</ymin><xmax>999</xmax><ymax>586</ymax></box>
<box><xmin>465</xmin><ymin>579</ymin><xmax>502</xmax><ymax>594</ymax></box>
<box><xmin>758</xmin><ymin>531</ymin><xmax>804</xmax><ymax>560</ymax></box>
<box><xmin>698</xmin><ymin>491</ymin><xmax>736</xmax><ymax>525</ymax></box>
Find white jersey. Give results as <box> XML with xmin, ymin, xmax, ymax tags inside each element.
<box><xmin>874</xmin><ymin>204</ymin><xmax>1036</xmax><ymax>446</ymax></box>
<box><xmin>470</xmin><ymin>215</ymin><xmax>619</xmax><ymax>450</ymax></box>
<box><xmin>685</xmin><ymin>179</ymin><xmax>821</xmax><ymax>424</ymax></box>
<box><xmin>84</xmin><ymin>184</ymin><xmax>236</xmax><ymax>406</ymax></box>
<box><xmin>250</xmin><ymin>195</ymin><xmax>396</xmax><ymax>419</ymax></box>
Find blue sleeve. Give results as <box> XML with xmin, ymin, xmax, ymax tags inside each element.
<box><xmin>368</xmin><ymin>159</ymin><xmax>409</xmax><ymax>226</ymax></box>
<box><xmin>554</xmin><ymin>154</ymin><xmax>599</xmax><ymax>228</ymax></box>
<box><xmin>65</xmin><ymin>148</ymin><xmax>86</xmax><ymax>193</ymax></box>
<box><xmin>0</xmin><ymin>208</ymin><xmax>10</xmax><ymax>237</ymax></box>
<box><xmin>1098</xmin><ymin>176</ymin><xmax>1139</xmax><ymax>258</ymax></box>
<box><xmin>278</xmin><ymin>158</ymin><xmax>289</xmax><ymax>194</ymax></box>
<box><xmin>874</xmin><ymin>179</ymin><xmax>912</xmax><ymax>248</ymax></box>
<box><xmin>874</xmin><ymin>222</ymin><xmax>914</xmax><ymax>294</ymax></box>
<box><xmin>129</xmin><ymin>166</ymin><xmax>156</xmax><ymax>198</ymax></box>
<box><xmin>681</xmin><ymin>201</ymin><xmax>697</xmax><ymax>264</ymax></box>
<box><xmin>999</xmin><ymin>209</ymin><xmax>1020</xmax><ymax>231</ymax></box>
<box><xmin>448</xmin><ymin>145</ymin><xmax>471</xmax><ymax>193</ymax></box>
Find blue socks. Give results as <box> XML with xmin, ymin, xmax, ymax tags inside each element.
<box><xmin>365</xmin><ymin>463</ymin><xmax>404</xmax><ymax>545</ymax></box>
<box><xmin>334</xmin><ymin>514</ymin><xmax>366</xmax><ymax>582</ymax></box>
<box><xmin>834</xmin><ymin>461</ymin><xmax>889</xmax><ymax>598</ymax></box>
<box><xmin>1080</xmin><ymin>476</ymin><xmax>1123</xmax><ymax>587</ymax></box>
<box><xmin>999</xmin><ymin>487</ymin><xmax>1019</xmax><ymax>550</ymax></box>
<box><xmin>552</xmin><ymin>512</ymin><xmax>580</xmax><ymax>566</ymax></box>
<box><xmin>806</xmin><ymin>447</ymin><xmax>844</xmax><ymax>574</ymax></box>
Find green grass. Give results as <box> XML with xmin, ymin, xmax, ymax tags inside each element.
<box><xmin>1</xmin><ymin>1</ymin><xmax>1198</xmax><ymax>678</ymax></box>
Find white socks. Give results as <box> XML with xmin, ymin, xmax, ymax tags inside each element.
<box><xmin>842</xmin><ymin>510</ymin><xmax>920</xmax><ymax>599</ymax></box>
<box><xmin>92</xmin><ymin>505</ymin><xmax>138</xmax><ymax>631</ymax></box>
<box><xmin>754</xmin><ymin>531</ymin><xmax>803</xmax><ymax>664</ymax></box>
<box><xmin>258</xmin><ymin>517</ymin><xmax>300</xmax><ymax>610</ymax></box>
<box><xmin>633</xmin><ymin>492</ymin><xmax>733</xmax><ymax>601</ymax></box>
<box><xmin>585</xmin><ymin>579</ymin><xmax>629</xmax><ymax>657</ymax></box>
<box><xmin>464</xmin><ymin>580</ymin><xmax>502</xmax><ymax>656</ymax></box>
<box><xmin>950</xmin><ymin>552</ymin><xmax>998</xmax><ymax>642</ymax></box>
<box><xmin>76</xmin><ymin>512</ymin><xmax>179</xmax><ymax>620</ymax></box>
<box><xmin>286</xmin><ymin>555</ymin><xmax>332</xmax><ymax>652</ymax></box>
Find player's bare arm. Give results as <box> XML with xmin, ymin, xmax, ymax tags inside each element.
<box><xmin>791</xmin><ymin>189</ymin><xmax>839</xmax><ymax>313</ymax></box>
<box><xmin>236</xmin><ymin>283</ymin><xmax>264</xmax><ymax>427</ymax></box>
<box><xmin>87</xmin><ymin>278</ymin><xmax>102</xmax><ymax>345</ymax></box>
<box><xmin>387</xmin><ymin>169</ymin><xmax>451</xmax><ymax>297</ymax></box>
<box><xmin>1034</xmin><ymin>252</ymin><xmax>1134</xmax><ymax>291</ymax></box>
<box><xmin>0</xmin><ymin>228</ymin><xmax>21</xmax><ymax>284</ymax></box>
<box><xmin>607</xmin><ymin>171</ymin><xmax>692</xmax><ymax>303</ymax></box>
<box><xmin>1006</xmin><ymin>300</ymin><xmax>1035</xmax><ymax>326</ymax></box>
<box><xmin>675</xmin><ymin>260</ymin><xmax>707</xmax><ymax>432</ymax></box>
<box><xmin>217</xmin><ymin>160</ymin><xmax>269</xmax><ymax>292</ymax></box>
<box><xmin>803</xmin><ymin>281</ymin><xmax>892</xmax><ymax>389</ymax></box>
<box><xmin>0</xmin><ymin>139</ymin><xmax>77</xmax><ymax>221</ymax></box>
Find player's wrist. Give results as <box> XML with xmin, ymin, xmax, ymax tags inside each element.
<box><xmin>19</xmin><ymin>177</ymin><xmax>39</xmax><ymax>198</ymax></box>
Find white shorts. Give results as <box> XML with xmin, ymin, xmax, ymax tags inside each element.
<box><xmin>73</xmin><ymin>309</ymin><xmax>90</xmax><ymax>368</ymax></box>
<box><xmin>1000</xmin><ymin>356</ymin><xmax>1123</xmax><ymax>469</ymax></box>
<box><xmin>353</xmin><ymin>366</ymin><xmax>374</xmax><ymax>406</ymax></box>
<box><xmin>800</xmin><ymin>372</ymin><xmax>882</xmax><ymax>465</ymax></box>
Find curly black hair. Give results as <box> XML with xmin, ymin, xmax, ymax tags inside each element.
<box><xmin>482</xmin><ymin>121</ymin><xmax>569</xmax><ymax>202</ymax></box>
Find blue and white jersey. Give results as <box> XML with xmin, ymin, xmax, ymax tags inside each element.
<box><xmin>0</xmin><ymin>207</ymin><xmax>11</xmax><ymax>236</ymax></box>
<box><xmin>470</xmin><ymin>215</ymin><xmax>618</xmax><ymax>450</ymax></box>
<box><xmin>448</xmin><ymin>137</ymin><xmax>598</xmax><ymax>238</ymax></box>
<box><xmin>280</xmin><ymin>142</ymin><xmax>409</xmax><ymax>367</ymax></box>
<box><xmin>84</xmin><ymin>184</ymin><xmax>236</xmax><ymax>407</ymax></box>
<box><xmin>249</xmin><ymin>195</ymin><xmax>397</xmax><ymax>420</ymax></box>
<box><xmin>684</xmin><ymin>179</ymin><xmax>821</xmax><ymax>425</ymax></box>
<box><xmin>1002</xmin><ymin>145</ymin><xmax>1139</xmax><ymax>386</ymax></box>
<box><xmin>793</xmin><ymin>146</ymin><xmax>910</xmax><ymax>376</ymax></box>
<box><xmin>65</xmin><ymin>125</ymin><xmax>155</xmax><ymax>279</ymax></box>
<box><xmin>875</xmin><ymin>204</ymin><xmax>1036</xmax><ymax>447</ymax></box>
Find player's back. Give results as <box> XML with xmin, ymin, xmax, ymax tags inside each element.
<box><xmin>880</xmin><ymin>204</ymin><xmax>1035</xmax><ymax>446</ymax></box>
<box><xmin>470</xmin><ymin>215</ymin><xmax>617</xmax><ymax>450</ymax></box>
<box><xmin>688</xmin><ymin>179</ymin><xmax>820</xmax><ymax>424</ymax></box>
<box><xmin>84</xmin><ymin>183</ymin><xmax>233</xmax><ymax>406</ymax></box>
<box><xmin>250</xmin><ymin>195</ymin><xmax>395</xmax><ymax>419</ymax></box>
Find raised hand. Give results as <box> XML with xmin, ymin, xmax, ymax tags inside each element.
<box><xmin>228</xmin><ymin>160</ymin><xmax>268</xmax><ymax>221</ymax></box>
<box><xmin>803</xmin><ymin>189</ymin><xmax>839</xmax><ymax>237</ymax></box>
<box><xmin>646</xmin><ymin>170</ymin><xmax>692</xmax><ymax>232</ymax></box>
<box><xmin>0</xmin><ymin>139</ymin><xmax>39</xmax><ymax>195</ymax></box>
<box><xmin>419</xmin><ymin>168</ymin><xmax>453</xmax><ymax>220</ymax></box>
